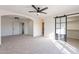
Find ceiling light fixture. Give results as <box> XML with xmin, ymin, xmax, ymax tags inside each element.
<box><xmin>14</xmin><ymin>17</ymin><xmax>19</xmax><ymax>19</ymax></box>
<box><xmin>29</xmin><ymin>5</ymin><xmax>48</xmax><ymax>15</ymax></box>
<box><xmin>37</xmin><ymin>13</ymin><xmax>40</xmax><ymax>15</ymax></box>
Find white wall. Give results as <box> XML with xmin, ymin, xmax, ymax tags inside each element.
<box><xmin>0</xmin><ymin>9</ymin><xmax>43</xmax><ymax>45</ymax></box>
<box><xmin>24</xmin><ymin>22</ymin><xmax>29</xmax><ymax>35</ymax></box>
<box><xmin>1</xmin><ymin>15</ymin><xmax>43</xmax><ymax>37</ymax></box>
<box><xmin>28</xmin><ymin>21</ymin><xmax>33</xmax><ymax>35</ymax></box>
<box><xmin>0</xmin><ymin>9</ymin><xmax>43</xmax><ymax>37</ymax></box>
<box><xmin>17</xmin><ymin>19</ymin><xmax>29</xmax><ymax>35</ymax></box>
<box><xmin>33</xmin><ymin>19</ymin><xmax>42</xmax><ymax>37</ymax></box>
<box><xmin>1</xmin><ymin>16</ymin><xmax>33</xmax><ymax>36</ymax></box>
<box><xmin>67</xmin><ymin>16</ymin><xmax>79</xmax><ymax>39</ymax></box>
<box><xmin>1</xmin><ymin>16</ymin><xmax>13</xmax><ymax>36</ymax></box>
<box><xmin>13</xmin><ymin>20</ymin><xmax>20</xmax><ymax>35</ymax></box>
<box><xmin>1</xmin><ymin>16</ymin><xmax>22</xmax><ymax>36</ymax></box>
<box><xmin>19</xmin><ymin>22</ymin><xmax>22</xmax><ymax>34</ymax></box>
<box><xmin>0</xmin><ymin>9</ymin><xmax>47</xmax><ymax>38</ymax></box>
<box><xmin>44</xmin><ymin>17</ymin><xmax>55</xmax><ymax>39</ymax></box>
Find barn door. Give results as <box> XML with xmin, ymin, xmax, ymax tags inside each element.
<box><xmin>55</xmin><ymin>16</ymin><xmax>67</xmax><ymax>42</ymax></box>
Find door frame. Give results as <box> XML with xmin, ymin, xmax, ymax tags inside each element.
<box><xmin>55</xmin><ymin>15</ymin><xmax>67</xmax><ymax>42</ymax></box>
<box><xmin>22</xmin><ymin>23</ymin><xmax>24</xmax><ymax>35</ymax></box>
<box><xmin>42</xmin><ymin>22</ymin><xmax>44</xmax><ymax>36</ymax></box>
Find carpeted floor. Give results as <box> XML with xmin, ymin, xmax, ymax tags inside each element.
<box><xmin>0</xmin><ymin>35</ymin><xmax>79</xmax><ymax>54</ymax></box>
<box><xmin>67</xmin><ymin>38</ymin><xmax>79</xmax><ymax>49</ymax></box>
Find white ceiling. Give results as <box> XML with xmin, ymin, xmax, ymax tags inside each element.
<box><xmin>0</xmin><ymin>5</ymin><xmax>79</xmax><ymax>18</ymax></box>
<box><xmin>2</xmin><ymin>15</ymin><xmax>31</xmax><ymax>20</ymax></box>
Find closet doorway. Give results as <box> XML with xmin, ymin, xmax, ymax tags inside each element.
<box><xmin>67</xmin><ymin>15</ymin><xmax>79</xmax><ymax>48</ymax></box>
<box><xmin>20</xmin><ymin>23</ymin><xmax>24</xmax><ymax>35</ymax></box>
<box><xmin>22</xmin><ymin>23</ymin><xmax>24</xmax><ymax>35</ymax></box>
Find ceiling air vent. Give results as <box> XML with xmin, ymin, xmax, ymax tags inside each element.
<box><xmin>14</xmin><ymin>17</ymin><xmax>19</xmax><ymax>19</ymax></box>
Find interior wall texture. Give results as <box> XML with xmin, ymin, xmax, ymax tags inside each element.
<box><xmin>44</xmin><ymin>17</ymin><xmax>55</xmax><ymax>39</ymax></box>
<box><xmin>1</xmin><ymin>16</ymin><xmax>33</xmax><ymax>36</ymax></box>
<box><xmin>67</xmin><ymin>16</ymin><xmax>79</xmax><ymax>39</ymax></box>
<box><xmin>0</xmin><ymin>17</ymin><xmax>1</xmax><ymax>45</ymax></box>
<box><xmin>28</xmin><ymin>21</ymin><xmax>33</xmax><ymax>35</ymax></box>
<box><xmin>1</xmin><ymin>15</ymin><xmax>43</xmax><ymax>37</ymax></box>
<box><xmin>0</xmin><ymin>9</ymin><xmax>44</xmax><ymax>45</ymax></box>
<box><xmin>33</xmin><ymin>19</ymin><xmax>42</xmax><ymax>37</ymax></box>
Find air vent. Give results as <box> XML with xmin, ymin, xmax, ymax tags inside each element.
<box><xmin>14</xmin><ymin>17</ymin><xmax>19</xmax><ymax>19</ymax></box>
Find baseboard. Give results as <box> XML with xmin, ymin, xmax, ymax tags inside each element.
<box><xmin>0</xmin><ymin>38</ymin><xmax>1</xmax><ymax>45</ymax></box>
<box><xmin>33</xmin><ymin>35</ymin><xmax>43</xmax><ymax>38</ymax></box>
<box><xmin>1</xmin><ymin>34</ymin><xmax>33</xmax><ymax>38</ymax></box>
<box><xmin>1</xmin><ymin>34</ymin><xmax>20</xmax><ymax>37</ymax></box>
<box><xmin>27</xmin><ymin>34</ymin><xmax>33</xmax><ymax>36</ymax></box>
<box><xmin>67</xmin><ymin>37</ymin><xmax>79</xmax><ymax>40</ymax></box>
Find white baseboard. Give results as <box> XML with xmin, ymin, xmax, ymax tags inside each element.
<box><xmin>1</xmin><ymin>34</ymin><xmax>33</xmax><ymax>37</ymax></box>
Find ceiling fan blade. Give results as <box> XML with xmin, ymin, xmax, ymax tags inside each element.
<box><xmin>40</xmin><ymin>7</ymin><xmax>48</xmax><ymax>12</ymax></box>
<box><xmin>32</xmin><ymin>5</ymin><xmax>38</xmax><ymax>11</ymax></box>
<box><xmin>29</xmin><ymin>11</ymin><xmax>37</xmax><ymax>12</ymax></box>
<box><xmin>40</xmin><ymin>12</ymin><xmax>47</xmax><ymax>14</ymax></box>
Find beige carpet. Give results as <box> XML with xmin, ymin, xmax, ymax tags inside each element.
<box><xmin>67</xmin><ymin>38</ymin><xmax>79</xmax><ymax>49</ymax></box>
<box><xmin>0</xmin><ymin>35</ymin><xmax>79</xmax><ymax>54</ymax></box>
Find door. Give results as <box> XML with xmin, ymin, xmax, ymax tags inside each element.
<box><xmin>55</xmin><ymin>16</ymin><xmax>67</xmax><ymax>42</ymax></box>
<box><xmin>42</xmin><ymin>22</ymin><xmax>44</xmax><ymax>36</ymax></box>
<box><xmin>22</xmin><ymin>23</ymin><xmax>24</xmax><ymax>35</ymax></box>
<box><xmin>19</xmin><ymin>23</ymin><xmax>24</xmax><ymax>35</ymax></box>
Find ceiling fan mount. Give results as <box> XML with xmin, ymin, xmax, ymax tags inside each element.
<box><xmin>29</xmin><ymin>5</ymin><xmax>48</xmax><ymax>14</ymax></box>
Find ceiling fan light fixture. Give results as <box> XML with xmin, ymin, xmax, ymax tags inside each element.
<box><xmin>29</xmin><ymin>5</ymin><xmax>48</xmax><ymax>15</ymax></box>
<box><xmin>14</xmin><ymin>17</ymin><xmax>19</xmax><ymax>19</ymax></box>
<box><xmin>37</xmin><ymin>13</ymin><xmax>40</xmax><ymax>15</ymax></box>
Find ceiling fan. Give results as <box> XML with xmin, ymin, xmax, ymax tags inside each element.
<box><xmin>29</xmin><ymin>5</ymin><xmax>48</xmax><ymax>14</ymax></box>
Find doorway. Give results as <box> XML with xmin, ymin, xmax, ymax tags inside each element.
<box><xmin>42</xmin><ymin>22</ymin><xmax>44</xmax><ymax>36</ymax></box>
<box><xmin>20</xmin><ymin>23</ymin><xmax>24</xmax><ymax>35</ymax></box>
<box><xmin>22</xmin><ymin>23</ymin><xmax>24</xmax><ymax>35</ymax></box>
<box><xmin>55</xmin><ymin>16</ymin><xmax>67</xmax><ymax>42</ymax></box>
<box><xmin>67</xmin><ymin>15</ymin><xmax>79</xmax><ymax>48</ymax></box>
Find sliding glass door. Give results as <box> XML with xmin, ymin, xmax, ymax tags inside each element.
<box><xmin>55</xmin><ymin>16</ymin><xmax>67</xmax><ymax>42</ymax></box>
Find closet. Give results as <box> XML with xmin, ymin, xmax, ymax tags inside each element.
<box><xmin>66</xmin><ymin>15</ymin><xmax>79</xmax><ymax>48</ymax></box>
